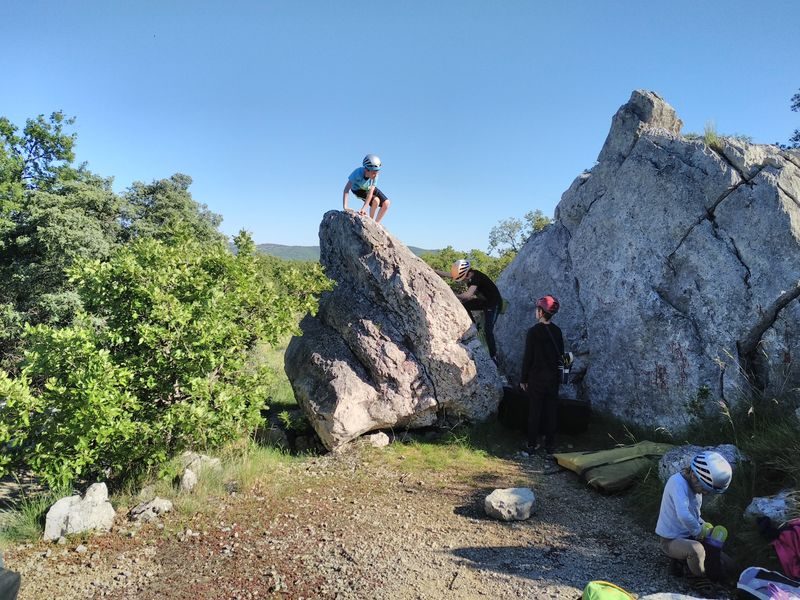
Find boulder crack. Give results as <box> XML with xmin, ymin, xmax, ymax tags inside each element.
<box><xmin>667</xmin><ymin>166</ymin><xmax>766</xmax><ymax>264</ymax></box>
<box><xmin>651</xmin><ymin>139</ymin><xmax>713</xmax><ymax>177</ymax></box>
<box><xmin>737</xmin><ymin>283</ymin><xmax>800</xmax><ymax>388</ymax></box>
<box><xmin>653</xmin><ymin>286</ymin><xmax>703</xmax><ymax>345</ymax></box>
<box><xmin>782</xmin><ymin>152</ymin><xmax>800</xmax><ymax>170</ymax></box>
<box><xmin>584</xmin><ymin>191</ymin><xmax>606</xmax><ymax>217</ymax></box>
<box><xmin>727</xmin><ymin>236</ymin><xmax>752</xmax><ymax>290</ymax></box>
<box><xmin>778</xmin><ymin>182</ymin><xmax>800</xmax><ymax>210</ymax></box>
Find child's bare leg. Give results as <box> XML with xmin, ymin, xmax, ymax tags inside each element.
<box><xmin>375</xmin><ymin>199</ymin><xmax>391</xmax><ymax>223</ymax></box>
<box><xmin>369</xmin><ymin>198</ymin><xmax>380</xmax><ymax>219</ymax></box>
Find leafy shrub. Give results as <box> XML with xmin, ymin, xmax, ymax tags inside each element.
<box><xmin>0</xmin><ymin>230</ymin><xmax>331</xmax><ymax>487</ymax></box>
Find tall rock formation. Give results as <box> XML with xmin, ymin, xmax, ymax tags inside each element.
<box><xmin>285</xmin><ymin>211</ymin><xmax>502</xmax><ymax>450</ymax></box>
<box><xmin>496</xmin><ymin>90</ymin><xmax>800</xmax><ymax>430</ymax></box>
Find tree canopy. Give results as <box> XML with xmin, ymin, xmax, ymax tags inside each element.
<box><xmin>487</xmin><ymin>209</ymin><xmax>551</xmax><ymax>256</ymax></box>
<box><xmin>0</xmin><ymin>111</ymin><xmax>332</xmax><ymax>486</ymax></box>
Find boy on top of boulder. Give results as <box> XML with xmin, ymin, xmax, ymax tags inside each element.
<box><xmin>342</xmin><ymin>154</ymin><xmax>391</xmax><ymax>223</ymax></box>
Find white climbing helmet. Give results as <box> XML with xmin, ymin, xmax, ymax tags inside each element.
<box><xmin>363</xmin><ymin>154</ymin><xmax>382</xmax><ymax>171</ymax></box>
<box><xmin>691</xmin><ymin>451</ymin><xmax>732</xmax><ymax>494</ymax></box>
<box><xmin>450</xmin><ymin>259</ymin><xmax>471</xmax><ymax>281</ymax></box>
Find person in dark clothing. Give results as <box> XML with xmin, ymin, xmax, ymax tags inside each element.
<box><xmin>436</xmin><ymin>259</ymin><xmax>502</xmax><ymax>360</ymax></box>
<box><xmin>520</xmin><ymin>295</ymin><xmax>564</xmax><ymax>454</ymax></box>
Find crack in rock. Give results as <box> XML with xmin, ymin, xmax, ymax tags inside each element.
<box><xmin>667</xmin><ymin>164</ymin><xmax>767</xmax><ymax>264</ymax></box>
<box><xmin>781</xmin><ymin>151</ymin><xmax>800</xmax><ymax>170</ymax></box>
<box><xmin>737</xmin><ymin>281</ymin><xmax>800</xmax><ymax>362</ymax></box>
<box><xmin>727</xmin><ymin>236</ymin><xmax>752</xmax><ymax>290</ymax></box>
<box><xmin>778</xmin><ymin>182</ymin><xmax>800</xmax><ymax>210</ymax></box>
<box><xmin>652</xmin><ymin>287</ymin><xmax>704</xmax><ymax>347</ymax></box>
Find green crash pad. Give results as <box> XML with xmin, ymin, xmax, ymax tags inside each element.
<box><xmin>553</xmin><ymin>441</ymin><xmax>674</xmax><ymax>493</ymax></box>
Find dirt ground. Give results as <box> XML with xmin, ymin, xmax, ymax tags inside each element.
<box><xmin>5</xmin><ymin>441</ymin><xmax>723</xmax><ymax>599</ymax></box>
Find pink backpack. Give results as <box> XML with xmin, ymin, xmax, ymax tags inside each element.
<box><xmin>774</xmin><ymin>519</ymin><xmax>800</xmax><ymax>580</ymax></box>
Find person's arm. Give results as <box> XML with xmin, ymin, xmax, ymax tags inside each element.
<box><xmin>434</xmin><ymin>269</ymin><xmax>450</xmax><ymax>278</ymax></box>
<box><xmin>457</xmin><ymin>285</ymin><xmax>478</xmax><ymax>301</ymax></box>
<box><xmin>520</xmin><ymin>328</ymin><xmax>534</xmax><ymax>391</ymax></box>
<box><xmin>672</xmin><ymin>481</ymin><xmax>704</xmax><ymax>538</ymax></box>
<box><xmin>342</xmin><ymin>181</ymin><xmax>353</xmax><ymax>211</ymax></box>
<box><xmin>364</xmin><ymin>185</ymin><xmax>375</xmax><ymax>207</ymax></box>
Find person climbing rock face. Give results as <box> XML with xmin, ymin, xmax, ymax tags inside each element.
<box><xmin>520</xmin><ymin>295</ymin><xmax>563</xmax><ymax>455</ymax></box>
<box><xmin>655</xmin><ymin>450</ymin><xmax>735</xmax><ymax>598</ymax></box>
<box><xmin>436</xmin><ymin>259</ymin><xmax>502</xmax><ymax>361</ymax></box>
<box><xmin>342</xmin><ymin>154</ymin><xmax>392</xmax><ymax>223</ymax></box>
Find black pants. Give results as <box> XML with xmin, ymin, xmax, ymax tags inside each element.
<box><xmin>527</xmin><ymin>381</ymin><xmax>559</xmax><ymax>448</ymax></box>
<box><xmin>462</xmin><ymin>299</ymin><xmax>498</xmax><ymax>358</ymax></box>
<box><xmin>352</xmin><ymin>187</ymin><xmax>388</xmax><ymax>206</ymax></box>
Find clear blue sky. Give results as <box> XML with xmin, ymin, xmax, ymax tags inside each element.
<box><xmin>3</xmin><ymin>1</ymin><xmax>798</xmax><ymax>251</ymax></box>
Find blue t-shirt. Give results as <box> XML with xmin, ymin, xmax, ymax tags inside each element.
<box><xmin>348</xmin><ymin>167</ymin><xmax>378</xmax><ymax>192</ymax></box>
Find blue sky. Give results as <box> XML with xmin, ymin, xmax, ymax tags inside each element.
<box><xmin>3</xmin><ymin>1</ymin><xmax>798</xmax><ymax>251</ymax></box>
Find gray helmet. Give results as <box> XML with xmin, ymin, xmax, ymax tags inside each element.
<box><xmin>363</xmin><ymin>154</ymin><xmax>382</xmax><ymax>171</ymax></box>
<box><xmin>691</xmin><ymin>451</ymin><xmax>732</xmax><ymax>494</ymax></box>
<box><xmin>451</xmin><ymin>259</ymin><xmax>471</xmax><ymax>281</ymax></box>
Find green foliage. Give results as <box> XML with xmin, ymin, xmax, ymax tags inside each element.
<box><xmin>0</xmin><ymin>113</ymin><xmax>234</xmax><ymax>373</ymax></box>
<box><xmin>704</xmin><ymin>120</ymin><xmax>721</xmax><ymax>149</ymax></box>
<box><xmin>790</xmin><ymin>89</ymin><xmax>800</xmax><ymax>148</ymax></box>
<box><xmin>420</xmin><ymin>245</ymin><xmax>511</xmax><ymax>286</ymax></box>
<box><xmin>0</xmin><ymin>111</ymin><xmax>76</xmax><ymax>201</ymax></box>
<box><xmin>685</xmin><ymin>125</ymin><xmax>752</xmax><ymax>148</ymax></box>
<box><xmin>255</xmin><ymin>244</ymin><xmax>437</xmax><ymax>261</ymax></box>
<box><xmin>487</xmin><ymin>210</ymin><xmax>551</xmax><ymax>256</ymax></box>
<box><xmin>120</xmin><ymin>173</ymin><xmax>224</xmax><ymax>244</ymax></box>
<box><xmin>0</xmin><ymin>232</ymin><xmax>332</xmax><ymax>487</ymax></box>
<box><xmin>0</xmin><ymin>481</ymin><xmax>74</xmax><ymax>545</ymax></box>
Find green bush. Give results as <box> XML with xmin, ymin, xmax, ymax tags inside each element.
<box><xmin>0</xmin><ymin>230</ymin><xmax>331</xmax><ymax>487</ymax></box>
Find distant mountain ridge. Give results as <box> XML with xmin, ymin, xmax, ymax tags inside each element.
<box><xmin>257</xmin><ymin>243</ymin><xmax>438</xmax><ymax>261</ymax></box>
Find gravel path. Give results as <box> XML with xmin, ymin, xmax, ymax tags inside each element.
<box><xmin>5</xmin><ymin>444</ymin><xmax>711</xmax><ymax>599</ymax></box>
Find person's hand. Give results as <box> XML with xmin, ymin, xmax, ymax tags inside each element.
<box><xmin>696</xmin><ymin>522</ymin><xmax>713</xmax><ymax>540</ymax></box>
<box><xmin>519</xmin><ymin>383</ymin><xmax>528</xmax><ymax>392</ymax></box>
<box><xmin>358</xmin><ymin>207</ymin><xmax>367</xmax><ymax>215</ymax></box>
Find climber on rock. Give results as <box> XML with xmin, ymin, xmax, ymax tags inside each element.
<box><xmin>436</xmin><ymin>259</ymin><xmax>501</xmax><ymax>361</ymax></box>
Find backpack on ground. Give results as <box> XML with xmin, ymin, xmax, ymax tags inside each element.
<box><xmin>582</xmin><ymin>580</ymin><xmax>635</xmax><ymax>599</ymax></box>
<box><xmin>774</xmin><ymin>518</ymin><xmax>800</xmax><ymax>580</ymax></box>
<box><xmin>737</xmin><ymin>566</ymin><xmax>800</xmax><ymax>599</ymax></box>
<box><xmin>498</xmin><ymin>386</ymin><xmax>591</xmax><ymax>435</ymax></box>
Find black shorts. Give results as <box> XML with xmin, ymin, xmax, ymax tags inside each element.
<box><xmin>352</xmin><ymin>187</ymin><xmax>388</xmax><ymax>206</ymax></box>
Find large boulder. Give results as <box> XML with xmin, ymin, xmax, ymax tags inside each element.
<box><xmin>285</xmin><ymin>211</ymin><xmax>502</xmax><ymax>450</ymax></box>
<box><xmin>496</xmin><ymin>90</ymin><xmax>800</xmax><ymax>431</ymax></box>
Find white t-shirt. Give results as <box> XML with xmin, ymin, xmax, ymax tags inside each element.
<box><xmin>655</xmin><ymin>472</ymin><xmax>704</xmax><ymax>539</ymax></box>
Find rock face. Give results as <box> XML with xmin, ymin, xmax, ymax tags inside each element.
<box><xmin>285</xmin><ymin>211</ymin><xmax>502</xmax><ymax>450</ymax></box>
<box><xmin>496</xmin><ymin>90</ymin><xmax>800</xmax><ymax>431</ymax></box>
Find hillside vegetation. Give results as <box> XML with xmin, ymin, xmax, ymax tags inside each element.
<box><xmin>0</xmin><ymin>112</ymin><xmax>331</xmax><ymax>487</ymax></box>
<box><xmin>257</xmin><ymin>242</ymin><xmax>438</xmax><ymax>261</ymax></box>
